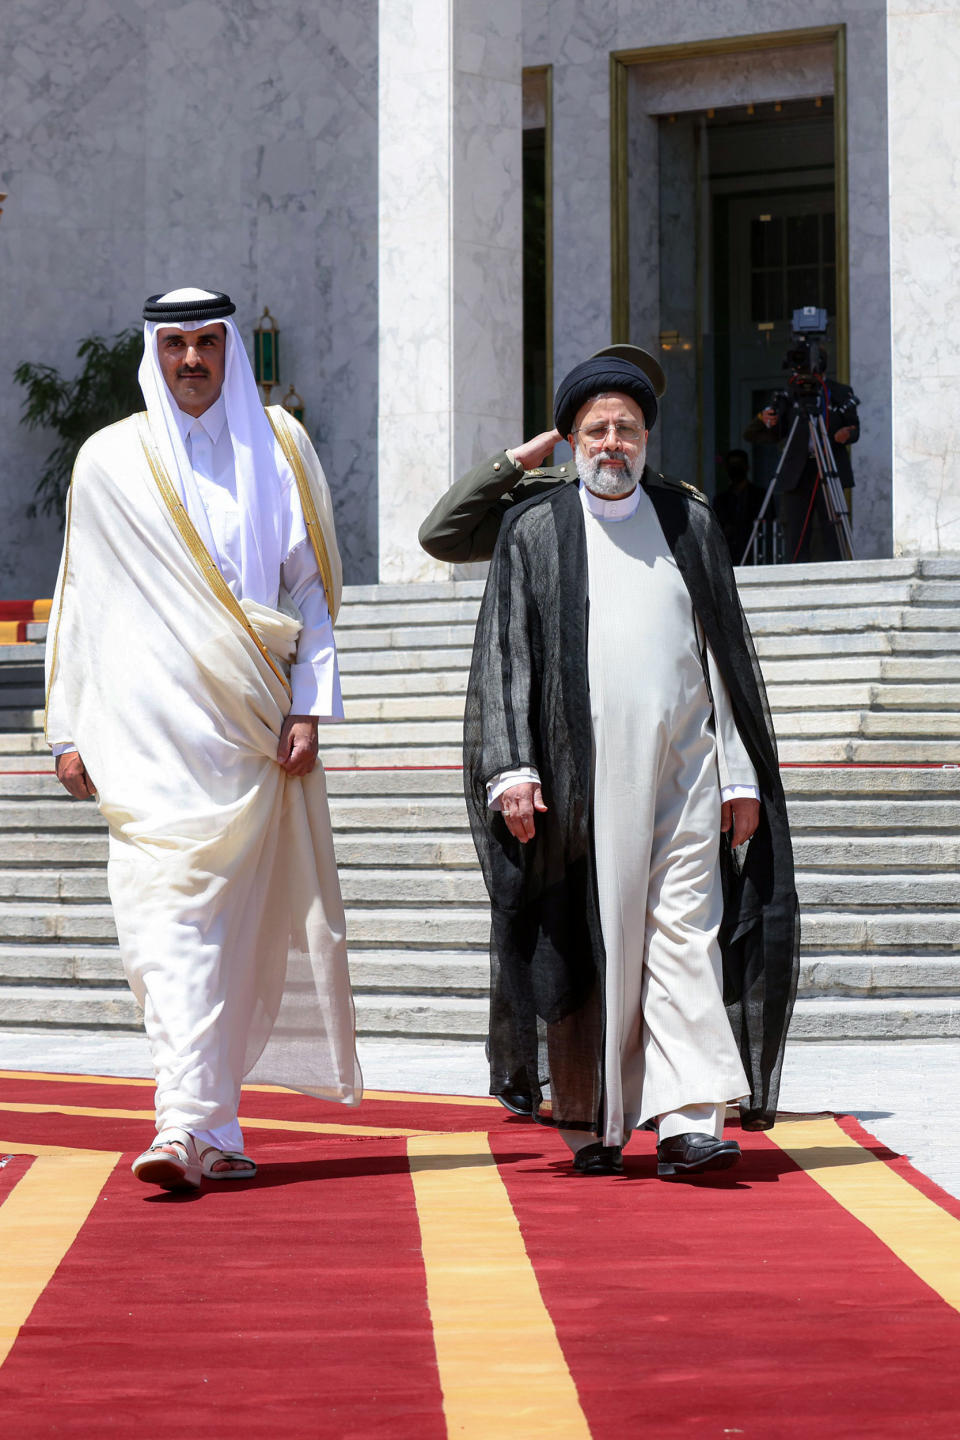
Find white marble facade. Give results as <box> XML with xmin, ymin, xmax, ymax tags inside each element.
<box><xmin>377</xmin><ymin>0</ymin><xmax>523</xmax><ymax>583</ymax></box>
<box><xmin>1</xmin><ymin>0</ymin><xmax>958</xmax><ymax>599</ymax></box>
<box><xmin>0</xmin><ymin>0</ymin><xmax>378</xmax><ymax>591</ymax></box>
<box><xmin>886</xmin><ymin>0</ymin><xmax>960</xmax><ymax>555</ymax></box>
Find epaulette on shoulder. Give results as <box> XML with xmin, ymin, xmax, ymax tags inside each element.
<box><xmin>523</xmin><ymin>463</ymin><xmax>574</xmax><ymax>481</ymax></box>
<box><xmin>655</xmin><ymin>472</ymin><xmax>709</xmax><ymax>505</ymax></box>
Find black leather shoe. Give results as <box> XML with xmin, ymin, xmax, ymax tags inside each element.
<box><xmin>572</xmin><ymin>1142</ymin><xmax>624</xmax><ymax>1176</ymax></box>
<box><xmin>494</xmin><ymin>1086</ymin><xmax>535</xmax><ymax>1117</ymax></box>
<box><xmin>656</xmin><ymin>1133</ymin><xmax>741</xmax><ymax>1179</ymax></box>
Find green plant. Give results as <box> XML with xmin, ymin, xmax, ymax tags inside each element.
<box><xmin>14</xmin><ymin>328</ymin><xmax>143</xmax><ymax>520</ymax></box>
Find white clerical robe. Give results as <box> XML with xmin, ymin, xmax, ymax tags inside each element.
<box><xmin>45</xmin><ymin>410</ymin><xmax>360</xmax><ymax>1148</ymax></box>
<box><xmin>582</xmin><ymin>483</ymin><xmax>751</xmax><ymax>1144</ymax></box>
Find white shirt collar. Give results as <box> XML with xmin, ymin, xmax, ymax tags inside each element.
<box><xmin>173</xmin><ymin>391</ymin><xmax>227</xmax><ymax>445</ymax></box>
<box><xmin>579</xmin><ymin>479</ymin><xmax>642</xmax><ymax>521</ymax></box>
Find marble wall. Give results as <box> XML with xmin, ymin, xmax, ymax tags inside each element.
<box><xmin>378</xmin><ymin>0</ymin><xmax>523</xmax><ymax>583</ymax></box>
<box><xmin>887</xmin><ymin>0</ymin><xmax>960</xmax><ymax>554</ymax></box>
<box><xmin>0</xmin><ymin>0</ymin><xmax>378</xmax><ymax>593</ymax></box>
<box><xmin>523</xmin><ymin>0</ymin><xmax>895</xmax><ymax>559</ymax></box>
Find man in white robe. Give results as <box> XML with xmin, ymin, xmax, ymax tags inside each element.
<box><xmin>45</xmin><ymin>287</ymin><xmax>361</xmax><ymax>1190</ymax></box>
<box><xmin>458</xmin><ymin>356</ymin><xmax>799</xmax><ymax>1178</ymax></box>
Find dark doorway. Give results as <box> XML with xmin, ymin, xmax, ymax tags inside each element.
<box><xmin>657</xmin><ymin>98</ymin><xmax>837</xmax><ymax>528</ymax></box>
<box><xmin>523</xmin><ymin>124</ymin><xmax>549</xmax><ymax>440</ymax></box>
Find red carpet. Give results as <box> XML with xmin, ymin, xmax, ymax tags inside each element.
<box><xmin>1</xmin><ymin>1073</ymin><xmax>959</xmax><ymax>1438</ymax></box>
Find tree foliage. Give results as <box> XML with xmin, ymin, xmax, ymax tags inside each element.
<box><xmin>14</xmin><ymin>329</ymin><xmax>143</xmax><ymax>520</ymax></box>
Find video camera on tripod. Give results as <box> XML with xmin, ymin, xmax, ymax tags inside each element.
<box><xmin>740</xmin><ymin>306</ymin><xmax>855</xmax><ymax>565</ymax></box>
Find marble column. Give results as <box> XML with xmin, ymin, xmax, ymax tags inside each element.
<box><xmin>887</xmin><ymin>1</ymin><xmax>960</xmax><ymax>555</ymax></box>
<box><xmin>378</xmin><ymin>0</ymin><xmax>523</xmax><ymax>582</ymax></box>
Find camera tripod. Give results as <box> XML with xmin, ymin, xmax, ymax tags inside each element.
<box><xmin>740</xmin><ymin>407</ymin><xmax>856</xmax><ymax>566</ymax></box>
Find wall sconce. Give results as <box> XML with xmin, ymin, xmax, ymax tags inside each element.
<box><xmin>282</xmin><ymin>384</ymin><xmax>305</xmax><ymax>424</ymax></box>
<box><xmin>253</xmin><ymin>306</ymin><xmax>279</xmax><ymax>403</ymax></box>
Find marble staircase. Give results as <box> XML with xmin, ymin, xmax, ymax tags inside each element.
<box><xmin>1</xmin><ymin>556</ymin><xmax>959</xmax><ymax>1042</ymax></box>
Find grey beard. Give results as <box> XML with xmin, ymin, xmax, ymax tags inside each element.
<box><xmin>575</xmin><ymin>441</ymin><xmax>646</xmax><ymax>497</ymax></box>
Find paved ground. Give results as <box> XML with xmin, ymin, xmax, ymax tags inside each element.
<box><xmin>1</xmin><ymin>1029</ymin><xmax>958</xmax><ymax>1199</ymax></box>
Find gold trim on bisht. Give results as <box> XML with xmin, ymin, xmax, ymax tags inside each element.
<box><xmin>43</xmin><ymin>477</ymin><xmax>77</xmax><ymax>740</ymax></box>
<box><xmin>266</xmin><ymin>407</ymin><xmax>337</xmax><ymax>619</ymax></box>
<box><xmin>136</xmin><ymin>413</ymin><xmax>291</xmax><ymax>693</ymax></box>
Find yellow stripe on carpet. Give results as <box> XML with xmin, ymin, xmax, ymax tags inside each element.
<box><xmin>771</xmin><ymin>1116</ymin><xmax>960</xmax><ymax>1313</ymax></box>
<box><xmin>0</xmin><ymin>1100</ymin><xmax>422</xmax><ymax>1139</ymax></box>
<box><xmin>0</xmin><ymin>1072</ymin><xmax>499</xmax><ymax>1108</ymax></box>
<box><xmin>408</xmin><ymin>1132</ymin><xmax>591</xmax><ymax>1438</ymax></box>
<box><xmin>0</xmin><ymin>1144</ymin><xmax>120</xmax><ymax>1368</ymax></box>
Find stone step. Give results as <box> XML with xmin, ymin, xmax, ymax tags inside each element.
<box><xmin>765</xmin><ymin>683</ymin><xmax>960</xmax><ymax>711</ymax></box>
<box><xmin>0</xmin><ymin>835</ymin><xmax>109</xmax><ymax>865</ymax></box>
<box><xmin>797</xmin><ymin>955</ymin><xmax>960</xmax><ymax>995</ymax></box>
<box><xmin>0</xmin><ymin>982</ymin><xmax>492</xmax><ymax>1038</ymax></box>
<box><xmin>4</xmin><ymin>729</ymin><xmax>958</xmax><ymax>772</ymax></box>
<box><xmin>331</xmin><ymin>580</ymin><xmax>960</xmax><ymax>630</ymax></box>
<box><xmin>800</xmin><ymin>911</ymin><xmax>960</xmax><ymax>951</ymax></box>
<box><xmin>777</xmin><ymin>740</ymin><xmax>960</xmax><ymax>763</ymax></box>
<box><xmin>2</xmin><ymin>761</ymin><xmax>959</xmax><ymax>803</ymax></box>
<box><xmin>780</xmin><ymin>766</ymin><xmax>960</xmax><ymax>795</ymax></box>
<box><xmin>773</xmin><ymin>710</ymin><xmax>960</xmax><ymax>738</ymax></box>
<box><xmin>335</xmin><ymin>599</ymin><xmax>484</xmax><ymax>629</ymax></box>
<box><xmin>792</xmin><ymin>835</ymin><xmax>960</xmax><ymax>869</ymax></box>
<box><xmin>785</xmin><ymin>797</ymin><xmax>960</xmax><ymax>830</ymax></box>
<box><xmin>3</xmin><ymin>944</ymin><xmax>957</xmax><ymax>998</ymax></box>
<box><xmin>336</xmin><ymin>624</ymin><xmax>479</xmax><ymax>653</ymax></box>
<box><xmin>3</xmin><ymin>790</ymin><xmax>960</xmax><ymax>836</ymax></box>
<box><xmin>1</xmin><ymin>829</ymin><xmax>959</xmax><ymax>876</ymax></box>
<box><xmin>0</xmin><ymin>943</ymin><xmax>490</xmax><ymax>994</ymax></box>
<box><xmin>760</xmin><ymin>656</ymin><xmax>960</xmax><ymax>683</ymax></box>
<box><xmin>0</xmin><ymin>687</ymin><xmax>44</xmax><ymax>712</ymax></box>
<box><xmin>341</xmin><ymin>671</ymin><xmax>468</xmax><ymax>698</ymax></box>
<box><xmin>2</xmin><ymin>984</ymin><xmax>959</xmax><ymax>1041</ymax></box>
<box><xmin>338</xmin><ymin>647</ymin><xmax>474</xmax><ymax>674</ymax></box>
<box><xmin>0</xmin><ymin>734</ymin><xmax>48</xmax><ymax>755</ymax></box>
<box><xmin>788</xmin><ymin>995</ymin><xmax>960</xmax><ymax>1039</ymax></box>
<box><xmin>754</xmin><ymin>631</ymin><xmax>960</xmax><ymax>658</ymax></box>
<box><xmin>5</xmin><ymin>864</ymin><xmax>928</xmax><ymax>912</ymax></box>
<box><xmin>0</xmin><ymin>753</ymin><xmax>55</xmax><ymax>772</ymax></box>
<box><xmin>795</xmin><ymin>872</ymin><xmax>960</xmax><ymax>908</ymax></box>
<box><xmin>0</xmin><ymin>984</ymin><xmax>141</xmax><ymax>1028</ymax></box>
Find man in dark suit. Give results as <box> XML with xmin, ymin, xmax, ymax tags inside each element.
<box><xmin>743</xmin><ymin>372</ymin><xmax>860</xmax><ymax>563</ymax></box>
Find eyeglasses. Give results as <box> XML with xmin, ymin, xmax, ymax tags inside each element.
<box><xmin>573</xmin><ymin>421</ymin><xmax>645</xmax><ymax>445</ymax></box>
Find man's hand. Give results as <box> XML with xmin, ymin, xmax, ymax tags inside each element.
<box><xmin>500</xmin><ymin>782</ymin><xmax>548</xmax><ymax>843</ymax></box>
<box><xmin>277</xmin><ymin>714</ymin><xmax>319</xmax><ymax>777</ymax></box>
<box><xmin>721</xmin><ymin>797</ymin><xmax>760</xmax><ymax>849</ymax></box>
<box><xmin>55</xmin><ymin>751</ymin><xmax>96</xmax><ymax>800</ymax></box>
<box><xmin>760</xmin><ymin>407</ymin><xmax>778</xmax><ymax>429</ymax></box>
<box><xmin>512</xmin><ymin>429</ymin><xmax>563</xmax><ymax>472</ymax></box>
<box><xmin>834</xmin><ymin>426</ymin><xmax>854</xmax><ymax>445</ymax></box>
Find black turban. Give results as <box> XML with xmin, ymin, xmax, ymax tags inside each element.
<box><xmin>554</xmin><ymin>357</ymin><xmax>658</xmax><ymax>437</ymax></box>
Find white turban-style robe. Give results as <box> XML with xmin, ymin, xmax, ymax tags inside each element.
<box><xmin>45</xmin><ymin>408</ymin><xmax>361</xmax><ymax>1138</ymax></box>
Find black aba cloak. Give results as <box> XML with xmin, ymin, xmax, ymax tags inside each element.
<box><xmin>463</xmin><ymin>473</ymin><xmax>799</xmax><ymax>1133</ymax></box>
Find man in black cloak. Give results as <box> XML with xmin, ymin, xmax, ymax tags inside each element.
<box><xmin>421</xmin><ymin>353</ymin><xmax>799</xmax><ymax>1179</ymax></box>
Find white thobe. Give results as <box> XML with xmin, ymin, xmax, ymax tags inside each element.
<box><xmin>52</xmin><ymin>394</ymin><xmax>343</xmax><ymax>755</ymax></box>
<box><xmin>47</xmin><ymin>407</ymin><xmax>357</xmax><ymax>1157</ymax></box>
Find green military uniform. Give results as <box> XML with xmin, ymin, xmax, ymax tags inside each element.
<box><xmin>418</xmin><ymin>450</ymin><xmax>707</xmax><ymax>566</ymax></box>
<box><xmin>418</xmin><ymin>451</ymin><xmax>575</xmax><ymax>565</ymax></box>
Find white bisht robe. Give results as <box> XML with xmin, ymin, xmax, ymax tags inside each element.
<box><xmin>581</xmin><ymin>484</ymin><xmax>752</xmax><ymax>1145</ymax></box>
<box><xmin>45</xmin><ymin>410</ymin><xmax>361</xmax><ymax>1136</ymax></box>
